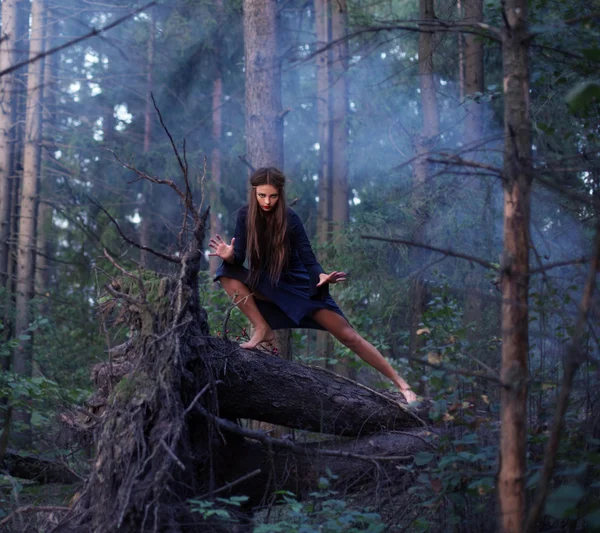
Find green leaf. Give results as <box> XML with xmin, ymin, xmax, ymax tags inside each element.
<box><xmin>414</xmin><ymin>452</ymin><xmax>434</xmax><ymax>466</ymax></box>
<box><xmin>545</xmin><ymin>484</ymin><xmax>585</xmax><ymax>519</ymax></box>
<box><xmin>566</xmin><ymin>81</ymin><xmax>600</xmax><ymax>112</ymax></box>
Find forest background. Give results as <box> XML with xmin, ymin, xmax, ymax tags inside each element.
<box><xmin>0</xmin><ymin>0</ymin><xmax>599</xmax><ymax>531</ymax></box>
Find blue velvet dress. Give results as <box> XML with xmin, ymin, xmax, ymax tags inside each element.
<box><xmin>214</xmin><ymin>206</ymin><xmax>346</xmax><ymax>331</ymax></box>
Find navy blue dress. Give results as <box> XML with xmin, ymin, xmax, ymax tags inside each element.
<box><xmin>214</xmin><ymin>206</ymin><xmax>346</xmax><ymax>331</ymax></box>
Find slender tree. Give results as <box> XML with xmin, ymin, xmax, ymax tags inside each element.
<box><xmin>0</xmin><ymin>0</ymin><xmax>21</xmax><ymax>289</ymax></box>
<box><xmin>498</xmin><ymin>0</ymin><xmax>532</xmax><ymax>531</ymax></box>
<box><xmin>409</xmin><ymin>0</ymin><xmax>440</xmax><ymax>356</ymax></box>
<box><xmin>13</xmin><ymin>0</ymin><xmax>47</xmax><ymax>397</ymax></box>
<box><xmin>315</xmin><ymin>0</ymin><xmax>334</xmax><ymax>367</ymax></box>
<box><xmin>209</xmin><ymin>0</ymin><xmax>225</xmax><ymax>276</ymax></box>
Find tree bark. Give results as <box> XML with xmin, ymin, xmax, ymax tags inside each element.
<box><xmin>418</xmin><ymin>0</ymin><xmax>440</xmax><ymax>140</ymax></box>
<box><xmin>140</xmin><ymin>17</ymin><xmax>155</xmax><ymax>269</ymax></box>
<box><xmin>498</xmin><ymin>1</ymin><xmax>532</xmax><ymax>531</ymax></box>
<box><xmin>463</xmin><ymin>0</ymin><xmax>484</xmax><ymax>145</ymax></box>
<box><xmin>13</xmin><ymin>0</ymin><xmax>47</xmax><ymax>440</ymax></box>
<box><xmin>35</xmin><ymin>5</ymin><xmax>57</xmax><ymax>297</ymax></box>
<box><xmin>209</xmin><ymin>0</ymin><xmax>224</xmax><ymax>277</ymax></box>
<box><xmin>409</xmin><ymin>0</ymin><xmax>440</xmax><ymax>358</ymax></box>
<box><xmin>0</xmin><ymin>0</ymin><xmax>21</xmax><ymax>289</ymax></box>
<box><xmin>315</xmin><ymin>0</ymin><xmax>334</xmax><ymax>368</ymax></box>
<box><xmin>330</xmin><ymin>0</ymin><xmax>349</xmax><ymax>230</ymax></box>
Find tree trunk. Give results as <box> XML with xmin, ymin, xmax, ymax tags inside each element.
<box><xmin>209</xmin><ymin>0</ymin><xmax>224</xmax><ymax>277</ymax></box>
<box><xmin>330</xmin><ymin>0</ymin><xmax>349</xmax><ymax>230</ymax></box>
<box><xmin>140</xmin><ymin>17</ymin><xmax>155</xmax><ymax>269</ymax></box>
<box><xmin>409</xmin><ymin>0</ymin><xmax>440</xmax><ymax>357</ymax></box>
<box><xmin>315</xmin><ymin>0</ymin><xmax>334</xmax><ymax>368</ymax></box>
<box><xmin>13</xmin><ymin>0</ymin><xmax>47</xmax><ymax>441</ymax></box>
<box><xmin>0</xmin><ymin>0</ymin><xmax>23</xmax><ymax>290</ymax></box>
<box><xmin>418</xmin><ymin>0</ymin><xmax>440</xmax><ymax>139</ymax></box>
<box><xmin>35</xmin><ymin>5</ymin><xmax>57</xmax><ymax>297</ymax></box>
<box><xmin>243</xmin><ymin>0</ymin><xmax>290</xmax><ymax>359</ymax></box>
<box><xmin>498</xmin><ymin>1</ymin><xmax>532</xmax><ymax>531</ymax></box>
<box><xmin>464</xmin><ymin>0</ymin><xmax>484</xmax><ymax>144</ymax></box>
<box><xmin>462</xmin><ymin>0</ymin><xmax>485</xmax><ymax>332</ymax></box>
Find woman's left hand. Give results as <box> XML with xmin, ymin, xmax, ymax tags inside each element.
<box><xmin>317</xmin><ymin>271</ymin><xmax>347</xmax><ymax>287</ymax></box>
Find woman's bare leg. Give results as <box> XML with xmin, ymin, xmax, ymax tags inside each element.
<box><xmin>312</xmin><ymin>309</ymin><xmax>417</xmax><ymax>403</ymax></box>
<box><xmin>218</xmin><ymin>277</ymin><xmax>275</xmax><ymax>349</ymax></box>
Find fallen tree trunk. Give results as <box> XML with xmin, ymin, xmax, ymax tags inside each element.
<box><xmin>47</xmin><ymin>117</ymin><xmax>432</xmax><ymax>533</ymax></box>
<box><xmin>1</xmin><ymin>448</ymin><xmax>82</xmax><ymax>484</ymax></box>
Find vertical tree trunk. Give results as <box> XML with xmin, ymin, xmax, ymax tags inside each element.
<box><xmin>14</xmin><ymin>0</ymin><xmax>46</xmax><ymax>383</ymax></box>
<box><xmin>462</xmin><ymin>0</ymin><xmax>485</xmax><ymax>330</ymax></box>
<box><xmin>36</xmin><ymin>6</ymin><xmax>57</xmax><ymax>296</ymax></box>
<box><xmin>330</xmin><ymin>0</ymin><xmax>349</xmax><ymax>229</ymax></box>
<box><xmin>209</xmin><ymin>0</ymin><xmax>224</xmax><ymax>277</ymax></box>
<box><xmin>243</xmin><ymin>0</ymin><xmax>290</xmax><ymax>359</ymax></box>
<box><xmin>463</xmin><ymin>0</ymin><xmax>484</xmax><ymax>144</ymax></box>
<box><xmin>457</xmin><ymin>0</ymin><xmax>465</xmax><ymax>100</ymax></box>
<box><xmin>329</xmin><ymin>0</ymin><xmax>350</xmax><ymax>376</ymax></box>
<box><xmin>315</xmin><ymin>0</ymin><xmax>334</xmax><ymax>368</ymax></box>
<box><xmin>409</xmin><ymin>0</ymin><xmax>440</xmax><ymax>357</ymax></box>
<box><xmin>140</xmin><ymin>17</ymin><xmax>155</xmax><ymax>269</ymax></box>
<box><xmin>498</xmin><ymin>1</ymin><xmax>531</xmax><ymax>531</ymax></box>
<box><xmin>0</xmin><ymin>0</ymin><xmax>21</xmax><ymax>289</ymax></box>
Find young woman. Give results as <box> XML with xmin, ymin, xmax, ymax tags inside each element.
<box><xmin>209</xmin><ymin>167</ymin><xmax>417</xmax><ymax>403</ymax></box>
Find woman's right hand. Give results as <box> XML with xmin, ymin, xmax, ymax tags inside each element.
<box><xmin>208</xmin><ymin>235</ymin><xmax>235</xmax><ymax>263</ymax></box>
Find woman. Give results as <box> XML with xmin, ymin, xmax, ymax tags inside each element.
<box><xmin>209</xmin><ymin>167</ymin><xmax>417</xmax><ymax>403</ymax></box>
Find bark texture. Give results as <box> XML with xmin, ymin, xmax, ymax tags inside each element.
<box><xmin>464</xmin><ymin>0</ymin><xmax>484</xmax><ymax>145</ymax></box>
<box><xmin>14</xmin><ymin>0</ymin><xmax>47</xmax><ymax>375</ymax></box>
<box><xmin>315</xmin><ymin>0</ymin><xmax>334</xmax><ymax>368</ymax></box>
<box><xmin>209</xmin><ymin>0</ymin><xmax>224</xmax><ymax>276</ymax></box>
<box><xmin>498</xmin><ymin>1</ymin><xmax>532</xmax><ymax>531</ymax></box>
<box><xmin>243</xmin><ymin>0</ymin><xmax>283</xmax><ymax>169</ymax></box>
<box><xmin>330</xmin><ymin>0</ymin><xmax>349</xmax><ymax>229</ymax></box>
<box><xmin>0</xmin><ymin>0</ymin><xmax>20</xmax><ymax>288</ymax></box>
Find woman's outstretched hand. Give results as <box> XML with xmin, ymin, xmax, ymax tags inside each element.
<box><xmin>317</xmin><ymin>271</ymin><xmax>347</xmax><ymax>287</ymax></box>
<box><xmin>208</xmin><ymin>234</ymin><xmax>235</xmax><ymax>263</ymax></box>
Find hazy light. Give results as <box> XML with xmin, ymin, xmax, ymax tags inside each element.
<box><xmin>54</xmin><ymin>150</ymin><xmax>62</xmax><ymax>159</ymax></box>
<box><xmin>380</xmin><ymin>52</ymin><xmax>387</xmax><ymax>59</ymax></box>
<box><xmin>127</xmin><ymin>211</ymin><xmax>141</xmax><ymax>225</ymax></box>
<box><xmin>313</xmin><ymin>142</ymin><xmax>320</xmax><ymax>151</ymax></box>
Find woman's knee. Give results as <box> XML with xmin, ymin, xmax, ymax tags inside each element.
<box><xmin>334</xmin><ymin>326</ymin><xmax>362</xmax><ymax>350</ymax></box>
<box><xmin>218</xmin><ymin>276</ymin><xmax>247</xmax><ymax>293</ymax></box>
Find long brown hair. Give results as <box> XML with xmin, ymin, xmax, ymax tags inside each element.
<box><xmin>246</xmin><ymin>167</ymin><xmax>288</xmax><ymax>287</ymax></box>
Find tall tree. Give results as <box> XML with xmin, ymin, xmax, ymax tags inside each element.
<box><xmin>13</xmin><ymin>0</ymin><xmax>47</xmax><ymax>403</ymax></box>
<box><xmin>498</xmin><ymin>0</ymin><xmax>532</xmax><ymax>530</ymax></box>
<box><xmin>409</xmin><ymin>0</ymin><xmax>440</xmax><ymax>356</ymax></box>
<box><xmin>0</xmin><ymin>0</ymin><xmax>21</xmax><ymax>289</ymax></box>
<box><xmin>330</xmin><ymin>0</ymin><xmax>349</xmax><ymax>230</ymax></box>
<box><xmin>315</xmin><ymin>0</ymin><xmax>334</xmax><ymax>368</ymax></box>
<box><xmin>243</xmin><ymin>0</ymin><xmax>289</xmax><ymax>358</ymax></box>
<box><xmin>209</xmin><ymin>0</ymin><xmax>225</xmax><ymax>276</ymax></box>
<box><xmin>462</xmin><ymin>0</ymin><xmax>485</xmax><ymax>330</ymax></box>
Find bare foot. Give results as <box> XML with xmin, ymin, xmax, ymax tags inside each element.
<box><xmin>240</xmin><ymin>328</ymin><xmax>275</xmax><ymax>349</ymax></box>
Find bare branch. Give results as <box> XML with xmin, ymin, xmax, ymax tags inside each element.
<box><xmin>0</xmin><ymin>3</ymin><xmax>157</xmax><ymax>78</ymax></box>
<box><xmin>89</xmin><ymin>197</ymin><xmax>180</xmax><ymax>264</ymax></box>
<box><xmin>360</xmin><ymin>234</ymin><xmax>498</xmax><ymax>271</ymax></box>
<box><xmin>525</xmin><ymin>226</ymin><xmax>600</xmax><ymax>532</ymax></box>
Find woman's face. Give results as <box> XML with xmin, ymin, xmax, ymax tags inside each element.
<box><xmin>255</xmin><ymin>184</ymin><xmax>280</xmax><ymax>212</ymax></box>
